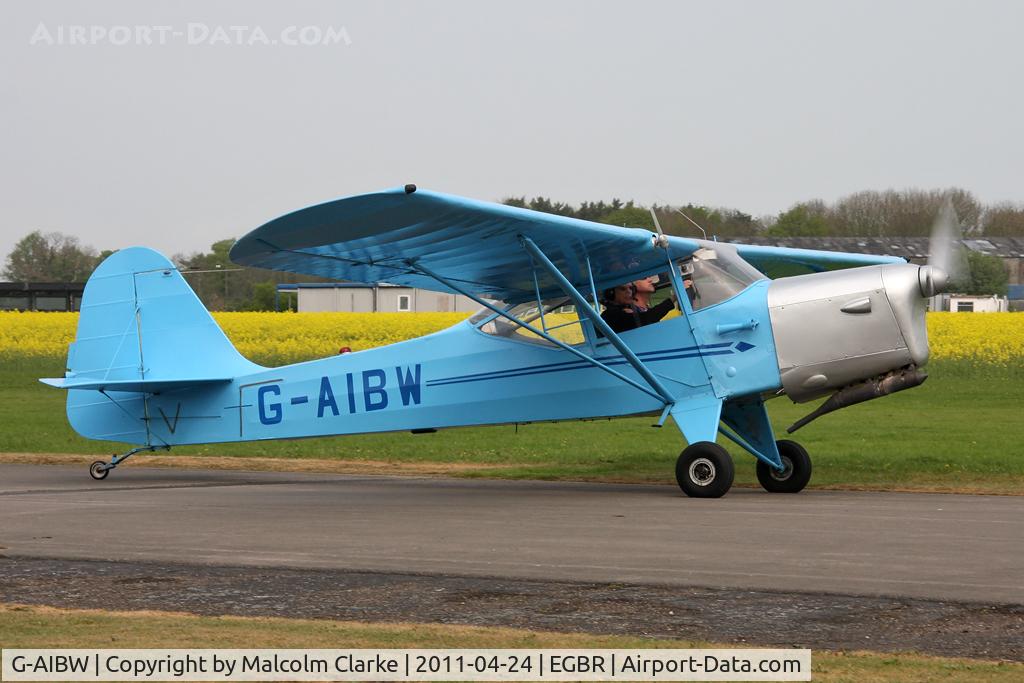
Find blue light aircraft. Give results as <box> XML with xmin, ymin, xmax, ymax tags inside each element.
<box><xmin>43</xmin><ymin>186</ymin><xmax>961</xmax><ymax>497</ymax></box>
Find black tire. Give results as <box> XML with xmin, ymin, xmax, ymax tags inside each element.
<box><xmin>675</xmin><ymin>442</ymin><xmax>734</xmax><ymax>498</ymax></box>
<box><xmin>89</xmin><ymin>461</ymin><xmax>110</xmax><ymax>481</ymax></box>
<box><xmin>756</xmin><ymin>440</ymin><xmax>812</xmax><ymax>493</ymax></box>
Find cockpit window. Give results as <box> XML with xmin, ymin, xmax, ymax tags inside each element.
<box><xmin>680</xmin><ymin>247</ymin><xmax>765</xmax><ymax>310</ymax></box>
<box><xmin>468</xmin><ymin>246</ymin><xmax>764</xmax><ymax>341</ymax></box>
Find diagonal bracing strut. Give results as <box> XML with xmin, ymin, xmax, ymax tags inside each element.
<box><xmin>408</xmin><ymin>261</ymin><xmax>666</xmax><ymax>402</ymax></box>
<box><xmin>518</xmin><ymin>236</ymin><xmax>676</xmax><ymax>406</ymax></box>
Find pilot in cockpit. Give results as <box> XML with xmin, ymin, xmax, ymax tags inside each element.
<box><xmin>635</xmin><ymin>272</ymin><xmax>697</xmax><ymax>311</ymax></box>
<box><xmin>600</xmin><ymin>277</ymin><xmax>675</xmax><ymax>334</ymax></box>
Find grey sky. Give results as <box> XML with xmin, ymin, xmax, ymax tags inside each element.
<box><xmin>1</xmin><ymin>0</ymin><xmax>1021</xmax><ymax>264</ymax></box>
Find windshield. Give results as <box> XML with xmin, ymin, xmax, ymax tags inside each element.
<box><xmin>679</xmin><ymin>247</ymin><xmax>765</xmax><ymax>310</ymax></box>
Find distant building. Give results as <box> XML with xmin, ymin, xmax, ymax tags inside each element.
<box><xmin>0</xmin><ymin>282</ymin><xmax>85</xmax><ymax>311</ymax></box>
<box><xmin>276</xmin><ymin>283</ymin><xmax>478</xmax><ymax>313</ymax></box>
<box><xmin>1010</xmin><ymin>285</ymin><xmax>1024</xmax><ymax>312</ymax></box>
<box><xmin>932</xmin><ymin>293</ymin><xmax>1009</xmax><ymax>313</ymax></box>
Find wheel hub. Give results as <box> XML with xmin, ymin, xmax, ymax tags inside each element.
<box><xmin>770</xmin><ymin>455</ymin><xmax>794</xmax><ymax>482</ymax></box>
<box><xmin>688</xmin><ymin>457</ymin><xmax>716</xmax><ymax>486</ymax></box>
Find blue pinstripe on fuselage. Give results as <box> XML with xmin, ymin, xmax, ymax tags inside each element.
<box><xmin>427</xmin><ymin>342</ymin><xmax>745</xmax><ymax>387</ymax></box>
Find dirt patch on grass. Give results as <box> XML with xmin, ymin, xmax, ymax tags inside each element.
<box><xmin>2</xmin><ymin>558</ymin><xmax>1023</xmax><ymax>664</ymax></box>
<box><xmin>0</xmin><ymin>452</ymin><xmax>519</xmax><ymax>476</ymax></box>
<box><xmin>0</xmin><ymin>452</ymin><xmax>1020</xmax><ymax>495</ymax></box>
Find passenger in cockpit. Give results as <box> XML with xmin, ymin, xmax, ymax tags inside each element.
<box><xmin>600</xmin><ymin>279</ymin><xmax>675</xmax><ymax>334</ymax></box>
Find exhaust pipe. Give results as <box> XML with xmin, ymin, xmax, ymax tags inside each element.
<box><xmin>788</xmin><ymin>366</ymin><xmax>928</xmax><ymax>433</ymax></box>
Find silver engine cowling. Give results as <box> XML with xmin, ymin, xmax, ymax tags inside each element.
<box><xmin>767</xmin><ymin>263</ymin><xmax>931</xmax><ymax>403</ymax></box>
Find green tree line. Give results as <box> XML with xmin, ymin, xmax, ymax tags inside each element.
<box><xmin>505</xmin><ymin>187</ymin><xmax>1024</xmax><ymax>238</ymax></box>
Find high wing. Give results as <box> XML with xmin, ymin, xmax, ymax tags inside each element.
<box><xmin>734</xmin><ymin>243</ymin><xmax>905</xmax><ymax>279</ymax></box>
<box><xmin>230</xmin><ymin>187</ymin><xmax>701</xmax><ymax>303</ymax></box>
<box><xmin>231</xmin><ymin>187</ymin><xmax>905</xmax><ymax>300</ymax></box>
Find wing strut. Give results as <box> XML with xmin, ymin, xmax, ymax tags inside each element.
<box><xmin>407</xmin><ymin>261</ymin><xmax>665</xmax><ymax>402</ymax></box>
<box><xmin>518</xmin><ymin>237</ymin><xmax>676</xmax><ymax>406</ymax></box>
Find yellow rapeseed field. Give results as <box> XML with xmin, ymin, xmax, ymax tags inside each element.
<box><xmin>926</xmin><ymin>312</ymin><xmax>1024</xmax><ymax>365</ymax></box>
<box><xmin>215</xmin><ymin>312</ymin><xmax>470</xmax><ymax>364</ymax></box>
<box><xmin>1</xmin><ymin>310</ymin><xmax>1022</xmax><ymax>366</ymax></box>
<box><xmin>0</xmin><ymin>311</ymin><xmax>470</xmax><ymax>365</ymax></box>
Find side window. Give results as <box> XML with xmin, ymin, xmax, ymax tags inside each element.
<box><xmin>397</xmin><ymin>294</ymin><xmax>411</xmax><ymax>312</ymax></box>
<box><xmin>512</xmin><ymin>302</ymin><xmax>586</xmax><ymax>345</ymax></box>
<box><xmin>475</xmin><ymin>298</ymin><xmax>587</xmax><ymax>346</ymax></box>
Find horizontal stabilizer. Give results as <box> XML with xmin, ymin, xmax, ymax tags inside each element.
<box><xmin>40</xmin><ymin>377</ymin><xmax>232</xmax><ymax>393</ymax></box>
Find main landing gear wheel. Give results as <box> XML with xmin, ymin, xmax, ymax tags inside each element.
<box><xmin>675</xmin><ymin>442</ymin><xmax>734</xmax><ymax>498</ymax></box>
<box><xmin>757</xmin><ymin>440</ymin><xmax>812</xmax><ymax>493</ymax></box>
<box><xmin>89</xmin><ymin>461</ymin><xmax>110</xmax><ymax>481</ymax></box>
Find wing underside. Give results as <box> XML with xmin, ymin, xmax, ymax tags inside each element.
<box><xmin>230</xmin><ymin>187</ymin><xmax>702</xmax><ymax>303</ymax></box>
<box><xmin>231</xmin><ymin>187</ymin><xmax>905</xmax><ymax>301</ymax></box>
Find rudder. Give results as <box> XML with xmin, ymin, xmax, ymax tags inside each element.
<box><xmin>67</xmin><ymin>247</ymin><xmax>258</xmax><ymax>382</ymax></box>
<box><xmin>46</xmin><ymin>247</ymin><xmax>261</xmax><ymax>444</ymax></box>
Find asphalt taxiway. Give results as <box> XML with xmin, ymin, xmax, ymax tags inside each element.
<box><xmin>1</xmin><ymin>463</ymin><xmax>1020</xmax><ymax>604</ymax></box>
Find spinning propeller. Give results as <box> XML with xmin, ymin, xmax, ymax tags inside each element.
<box><xmin>919</xmin><ymin>199</ymin><xmax>967</xmax><ymax>297</ymax></box>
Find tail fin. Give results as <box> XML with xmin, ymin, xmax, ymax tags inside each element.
<box><xmin>47</xmin><ymin>247</ymin><xmax>259</xmax><ymax>387</ymax></box>
<box><xmin>42</xmin><ymin>247</ymin><xmax>261</xmax><ymax>444</ymax></box>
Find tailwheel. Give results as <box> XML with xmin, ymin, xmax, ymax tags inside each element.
<box><xmin>675</xmin><ymin>442</ymin><xmax>734</xmax><ymax>498</ymax></box>
<box><xmin>757</xmin><ymin>440</ymin><xmax>812</xmax><ymax>493</ymax></box>
<box><xmin>89</xmin><ymin>460</ymin><xmax>110</xmax><ymax>481</ymax></box>
<box><xmin>85</xmin><ymin>445</ymin><xmax>162</xmax><ymax>480</ymax></box>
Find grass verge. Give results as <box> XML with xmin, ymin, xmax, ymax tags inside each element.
<box><xmin>1</xmin><ymin>604</ymin><xmax>1021</xmax><ymax>682</ymax></box>
<box><xmin>2</xmin><ymin>358</ymin><xmax>1022</xmax><ymax>494</ymax></box>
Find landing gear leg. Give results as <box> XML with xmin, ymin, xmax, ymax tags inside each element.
<box><xmin>88</xmin><ymin>445</ymin><xmax>168</xmax><ymax>481</ymax></box>
<box><xmin>675</xmin><ymin>441</ymin><xmax>735</xmax><ymax>498</ymax></box>
<box><xmin>756</xmin><ymin>440</ymin><xmax>812</xmax><ymax>493</ymax></box>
